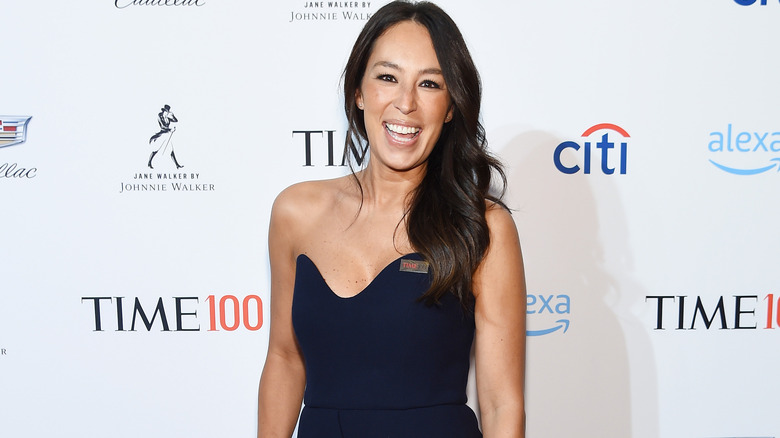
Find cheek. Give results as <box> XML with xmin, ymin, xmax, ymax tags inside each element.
<box><xmin>426</xmin><ymin>96</ymin><xmax>452</xmax><ymax>119</ymax></box>
<box><xmin>366</xmin><ymin>89</ymin><xmax>392</xmax><ymax>112</ymax></box>
<box><xmin>361</xmin><ymin>84</ymin><xmax>389</xmax><ymax>109</ymax></box>
<box><xmin>440</xmin><ymin>97</ymin><xmax>453</xmax><ymax>118</ymax></box>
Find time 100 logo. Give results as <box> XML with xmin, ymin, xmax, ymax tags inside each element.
<box><xmin>81</xmin><ymin>295</ymin><xmax>263</xmax><ymax>332</ymax></box>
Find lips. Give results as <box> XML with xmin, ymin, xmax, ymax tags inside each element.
<box><xmin>384</xmin><ymin>122</ymin><xmax>421</xmax><ymax>143</ymax></box>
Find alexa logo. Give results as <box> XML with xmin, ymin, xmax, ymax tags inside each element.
<box><xmin>553</xmin><ymin>123</ymin><xmax>630</xmax><ymax>175</ymax></box>
<box><xmin>527</xmin><ymin>293</ymin><xmax>571</xmax><ymax>337</ymax></box>
<box><xmin>708</xmin><ymin>124</ymin><xmax>780</xmax><ymax>175</ymax></box>
<box><xmin>0</xmin><ymin>116</ymin><xmax>32</xmax><ymax>149</ymax></box>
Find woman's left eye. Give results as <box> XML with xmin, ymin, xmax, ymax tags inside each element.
<box><xmin>420</xmin><ymin>80</ymin><xmax>441</xmax><ymax>89</ymax></box>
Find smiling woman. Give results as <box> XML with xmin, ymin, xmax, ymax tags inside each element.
<box><xmin>258</xmin><ymin>2</ymin><xmax>526</xmax><ymax>437</ymax></box>
<box><xmin>355</xmin><ymin>21</ymin><xmax>453</xmax><ymax>175</ymax></box>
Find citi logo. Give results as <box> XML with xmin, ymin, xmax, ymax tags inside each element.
<box><xmin>553</xmin><ymin>123</ymin><xmax>630</xmax><ymax>175</ymax></box>
<box><xmin>708</xmin><ymin>124</ymin><xmax>780</xmax><ymax>175</ymax></box>
<box><xmin>734</xmin><ymin>0</ymin><xmax>778</xmax><ymax>5</ymax></box>
<box><xmin>527</xmin><ymin>294</ymin><xmax>570</xmax><ymax>336</ymax></box>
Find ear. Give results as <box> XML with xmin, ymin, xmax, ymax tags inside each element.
<box><xmin>355</xmin><ymin>89</ymin><xmax>364</xmax><ymax>110</ymax></box>
<box><xmin>444</xmin><ymin>105</ymin><xmax>454</xmax><ymax>123</ymax></box>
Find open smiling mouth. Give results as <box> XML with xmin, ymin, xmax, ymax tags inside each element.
<box><xmin>384</xmin><ymin>122</ymin><xmax>421</xmax><ymax>143</ymax></box>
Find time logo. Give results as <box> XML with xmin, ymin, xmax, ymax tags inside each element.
<box><xmin>81</xmin><ymin>295</ymin><xmax>263</xmax><ymax>332</ymax></box>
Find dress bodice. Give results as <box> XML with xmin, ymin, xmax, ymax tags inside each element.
<box><xmin>291</xmin><ymin>253</ymin><xmax>481</xmax><ymax>437</ymax></box>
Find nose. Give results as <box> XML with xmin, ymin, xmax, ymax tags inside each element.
<box><xmin>393</xmin><ymin>83</ymin><xmax>417</xmax><ymax>114</ymax></box>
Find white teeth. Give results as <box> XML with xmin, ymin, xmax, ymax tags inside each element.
<box><xmin>385</xmin><ymin>123</ymin><xmax>420</xmax><ymax>135</ymax></box>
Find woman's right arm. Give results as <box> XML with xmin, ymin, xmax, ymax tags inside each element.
<box><xmin>258</xmin><ymin>189</ymin><xmax>307</xmax><ymax>438</ymax></box>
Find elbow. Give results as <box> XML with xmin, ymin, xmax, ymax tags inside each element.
<box><xmin>480</xmin><ymin>400</ymin><xmax>525</xmax><ymax>438</ymax></box>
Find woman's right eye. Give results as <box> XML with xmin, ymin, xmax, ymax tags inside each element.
<box><xmin>377</xmin><ymin>74</ymin><xmax>397</xmax><ymax>82</ymax></box>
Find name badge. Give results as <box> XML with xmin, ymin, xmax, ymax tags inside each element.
<box><xmin>399</xmin><ymin>258</ymin><xmax>429</xmax><ymax>274</ymax></box>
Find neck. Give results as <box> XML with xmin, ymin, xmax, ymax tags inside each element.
<box><xmin>356</xmin><ymin>161</ymin><xmax>426</xmax><ymax>209</ymax></box>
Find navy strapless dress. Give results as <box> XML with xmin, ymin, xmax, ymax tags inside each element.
<box><xmin>292</xmin><ymin>253</ymin><xmax>482</xmax><ymax>438</ymax></box>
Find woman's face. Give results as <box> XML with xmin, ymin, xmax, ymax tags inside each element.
<box><xmin>356</xmin><ymin>20</ymin><xmax>453</xmax><ymax>175</ymax></box>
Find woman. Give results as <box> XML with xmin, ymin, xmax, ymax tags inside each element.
<box><xmin>258</xmin><ymin>1</ymin><xmax>526</xmax><ymax>437</ymax></box>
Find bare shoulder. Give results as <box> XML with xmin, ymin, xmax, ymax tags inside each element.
<box><xmin>473</xmin><ymin>202</ymin><xmax>524</xmax><ymax>299</ymax></box>
<box><xmin>272</xmin><ymin>178</ymin><xmax>346</xmax><ymax>223</ymax></box>
<box><xmin>485</xmin><ymin>202</ymin><xmax>519</xmax><ymax>242</ymax></box>
<box><xmin>269</xmin><ymin>177</ymin><xmax>353</xmax><ymax>253</ymax></box>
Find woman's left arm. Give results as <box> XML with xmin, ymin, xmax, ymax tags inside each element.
<box><xmin>473</xmin><ymin>206</ymin><xmax>527</xmax><ymax>438</ymax></box>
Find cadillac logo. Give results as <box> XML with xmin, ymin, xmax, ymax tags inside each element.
<box><xmin>0</xmin><ymin>116</ymin><xmax>33</xmax><ymax>149</ymax></box>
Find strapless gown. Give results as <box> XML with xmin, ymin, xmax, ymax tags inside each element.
<box><xmin>292</xmin><ymin>253</ymin><xmax>482</xmax><ymax>438</ymax></box>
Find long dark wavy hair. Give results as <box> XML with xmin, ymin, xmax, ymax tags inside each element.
<box><xmin>343</xmin><ymin>1</ymin><xmax>506</xmax><ymax>308</ymax></box>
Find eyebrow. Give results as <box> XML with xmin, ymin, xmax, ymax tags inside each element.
<box><xmin>371</xmin><ymin>60</ymin><xmax>443</xmax><ymax>76</ymax></box>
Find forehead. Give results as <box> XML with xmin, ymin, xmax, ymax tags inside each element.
<box><xmin>367</xmin><ymin>21</ymin><xmax>441</xmax><ymax>70</ymax></box>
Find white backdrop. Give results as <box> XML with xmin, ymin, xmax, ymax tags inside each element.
<box><xmin>1</xmin><ymin>1</ymin><xmax>778</xmax><ymax>437</ymax></box>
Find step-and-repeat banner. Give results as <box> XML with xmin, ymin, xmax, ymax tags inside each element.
<box><xmin>1</xmin><ymin>1</ymin><xmax>778</xmax><ymax>437</ymax></box>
